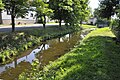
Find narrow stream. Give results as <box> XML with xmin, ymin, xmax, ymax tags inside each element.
<box><xmin>0</xmin><ymin>31</ymin><xmax>83</xmax><ymax>80</ymax></box>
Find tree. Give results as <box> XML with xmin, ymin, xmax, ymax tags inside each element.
<box><xmin>3</xmin><ymin>0</ymin><xmax>30</xmax><ymax>32</ymax></box>
<box><xmin>94</xmin><ymin>8</ymin><xmax>100</xmax><ymax>18</ymax></box>
<box><xmin>0</xmin><ymin>0</ymin><xmax>4</xmax><ymax>24</ymax></box>
<box><xmin>49</xmin><ymin>0</ymin><xmax>73</xmax><ymax>27</ymax></box>
<box><xmin>32</xmin><ymin>0</ymin><xmax>53</xmax><ymax>28</ymax></box>
<box><xmin>75</xmin><ymin>0</ymin><xmax>90</xmax><ymax>25</ymax></box>
<box><xmin>98</xmin><ymin>0</ymin><xmax>117</xmax><ymax>19</ymax></box>
<box><xmin>111</xmin><ymin>1</ymin><xmax>120</xmax><ymax>41</ymax></box>
<box><xmin>49</xmin><ymin>0</ymin><xmax>90</xmax><ymax>28</ymax></box>
<box><xmin>0</xmin><ymin>0</ymin><xmax>4</xmax><ymax>9</ymax></box>
<box><xmin>98</xmin><ymin>0</ymin><xmax>120</xmax><ymax>41</ymax></box>
<box><xmin>66</xmin><ymin>0</ymin><xmax>90</xmax><ymax>27</ymax></box>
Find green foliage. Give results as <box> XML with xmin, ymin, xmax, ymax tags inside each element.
<box><xmin>0</xmin><ymin>0</ymin><xmax>4</xmax><ymax>10</ymax></box>
<box><xmin>93</xmin><ymin>8</ymin><xmax>99</xmax><ymax>17</ymax></box>
<box><xmin>0</xmin><ymin>25</ymin><xmax>76</xmax><ymax>64</ymax></box>
<box><xmin>3</xmin><ymin>0</ymin><xmax>30</xmax><ymax>18</ymax></box>
<box><xmin>111</xmin><ymin>3</ymin><xmax>120</xmax><ymax>40</ymax></box>
<box><xmin>32</xmin><ymin>0</ymin><xmax>53</xmax><ymax>28</ymax></box>
<box><xmin>19</xmin><ymin>59</ymin><xmax>40</xmax><ymax>80</ymax></box>
<box><xmin>71</xmin><ymin>0</ymin><xmax>90</xmax><ymax>26</ymax></box>
<box><xmin>49</xmin><ymin>0</ymin><xmax>73</xmax><ymax>27</ymax></box>
<box><xmin>0</xmin><ymin>32</ymin><xmax>42</xmax><ymax>63</ymax></box>
<box><xmin>97</xmin><ymin>0</ymin><xmax>120</xmax><ymax>40</ymax></box>
<box><xmin>19</xmin><ymin>27</ymin><xmax>120</xmax><ymax>80</ymax></box>
<box><xmin>33</xmin><ymin>0</ymin><xmax>53</xmax><ymax>16</ymax></box>
<box><xmin>111</xmin><ymin>19</ymin><xmax>118</xmax><ymax>28</ymax></box>
<box><xmin>49</xmin><ymin>0</ymin><xmax>90</xmax><ymax>27</ymax></box>
<box><xmin>97</xmin><ymin>0</ymin><xmax>117</xmax><ymax>19</ymax></box>
<box><xmin>2</xmin><ymin>0</ymin><xmax>30</xmax><ymax>31</ymax></box>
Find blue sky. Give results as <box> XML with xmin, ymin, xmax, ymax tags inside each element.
<box><xmin>89</xmin><ymin>0</ymin><xmax>99</xmax><ymax>11</ymax></box>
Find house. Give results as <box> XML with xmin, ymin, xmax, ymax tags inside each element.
<box><xmin>1</xmin><ymin>9</ymin><xmax>36</xmax><ymax>25</ymax></box>
<box><xmin>1</xmin><ymin>10</ymin><xmax>53</xmax><ymax>25</ymax></box>
<box><xmin>88</xmin><ymin>17</ymin><xmax>97</xmax><ymax>25</ymax></box>
<box><xmin>2</xmin><ymin>10</ymin><xmax>36</xmax><ymax>25</ymax></box>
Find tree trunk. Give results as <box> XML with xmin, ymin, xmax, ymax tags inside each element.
<box><xmin>11</xmin><ymin>14</ymin><xmax>15</xmax><ymax>32</ymax></box>
<box><xmin>14</xmin><ymin>59</ymin><xmax>17</xmax><ymax>67</ymax></box>
<box><xmin>80</xmin><ymin>19</ymin><xmax>83</xmax><ymax>26</ymax></box>
<box><xmin>0</xmin><ymin>10</ymin><xmax>3</xmax><ymax>24</ymax></box>
<box><xmin>11</xmin><ymin>4</ymin><xmax>15</xmax><ymax>32</ymax></box>
<box><xmin>43</xmin><ymin>15</ymin><xmax>46</xmax><ymax>29</ymax></box>
<box><xmin>59</xmin><ymin>8</ymin><xmax>62</xmax><ymax>27</ymax></box>
<box><xmin>59</xmin><ymin>18</ymin><xmax>62</xmax><ymax>27</ymax></box>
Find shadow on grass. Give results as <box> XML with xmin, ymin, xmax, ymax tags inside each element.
<box><xmin>44</xmin><ymin>36</ymin><xmax>120</xmax><ymax>80</ymax></box>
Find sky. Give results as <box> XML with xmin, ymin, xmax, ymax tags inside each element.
<box><xmin>89</xmin><ymin>0</ymin><xmax>99</xmax><ymax>11</ymax></box>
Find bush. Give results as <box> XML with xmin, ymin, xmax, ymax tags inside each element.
<box><xmin>111</xmin><ymin>7</ymin><xmax>120</xmax><ymax>41</ymax></box>
<box><xmin>111</xmin><ymin>19</ymin><xmax>120</xmax><ymax>41</ymax></box>
<box><xmin>0</xmin><ymin>25</ymin><xmax>76</xmax><ymax>64</ymax></box>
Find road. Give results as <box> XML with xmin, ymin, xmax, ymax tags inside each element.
<box><xmin>0</xmin><ymin>23</ymin><xmax>64</xmax><ymax>32</ymax></box>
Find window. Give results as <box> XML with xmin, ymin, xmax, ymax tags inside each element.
<box><xmin>30</xmin><ymin>13</ymin><xmax>33</xmax><ymax>17</ymax></box>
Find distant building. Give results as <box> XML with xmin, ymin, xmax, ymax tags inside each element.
<box><xmin>82</xmin><ymin>21</ymin><xmax>87</xmax><ymax>24</ymax></box>
<box><xmin>1</xmin><ymin>9</ymin><xmax>36</xmax><ymax>25</ymax></box>
<box><xmin>88</xmin><ymin>17</ymin><xmax>97</xmax><ymax>25</ymax></box>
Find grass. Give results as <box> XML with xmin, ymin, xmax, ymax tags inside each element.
<box><xmin>19</xmin><ymin>27</ymin><xmax>120</xmax><ymax>80</ymax></box>
<box><xmin>0</xmin><ymin>23</ymin><xmax>36</xmax><ymax>27</ymax></box>
<box><xmin>0</xmin><ymin>23</ymin><xmax>58</xmax><ymax>27</ymax></box>
<box><xmin>82</xmin><ymin>24</ymin><xmax>97</xmax><ymax>29</ymax></box>
<box><xmin>0</xmin><ymin>25</ymin><xmax>75</xmax><ymax>64</ymax></box>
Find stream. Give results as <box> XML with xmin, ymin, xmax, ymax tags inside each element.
<box><xmin>0</xmin><ymin>31</ymin><xmax>84</xmax><ymax>80</ymax></box>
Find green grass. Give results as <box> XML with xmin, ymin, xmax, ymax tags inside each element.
<box><xmin>82</xmin><ymin>24</ymin><xmax>97</xmax><ymax>29</ymax></box>
<box><xmin>84</xmin><ymin>27</ymin><xmax>115</xmax><ymax>40</ymax></box>
<box><xmin>0</xmin><ymin>24</ymin><xmax>36</xmax><ymax>27</ymax></box>
<box><xmin>19</xmin><ymin>27</ymin><xmax>120</xmax><ymax>80</ymax></box>
<box><xmin>0</xmin><ymin>26</ymin><xmax>75</xmax><ymax>64</ymax></box>
<box><xmin>0</xmin><ymin>23</ymin><xmax>57</xmax><ymax>27</ymax></box>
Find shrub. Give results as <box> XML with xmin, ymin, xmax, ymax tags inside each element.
<box><xmin>111</xmin><ymin>6</ymin><xmax>120</xmax><ymax>41</ymax></box>
<box><xmin>0</xmin><ymin>25</ymin><xmax>76</xmax><ymax>64</ymax></box>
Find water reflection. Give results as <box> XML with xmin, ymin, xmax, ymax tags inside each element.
<box><xmin>0</xmin><ymin>32</ymin><xmax>82</xmax><ymax>80</ymax></box>
<box><xmin>58</xmin><ymin>34</ymin><xmax>70</xmax><ymax>42</ymax></box>
<box><xmin>0</xmin><ymin>44</ymin><xmax>50</xmax><ymax>73</ymax></box>
<box><xmin>0</xmin><ymin>62</ymin><xmax>15</xmax><ymax>73</ymax></box>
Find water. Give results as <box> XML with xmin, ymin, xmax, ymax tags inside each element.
<box><xmin>0</xmin><ymin>31</ymin><xmax>83</xmax><ymax>80</ymax></box>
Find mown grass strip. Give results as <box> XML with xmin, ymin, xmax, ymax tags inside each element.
<box><xmin>82</xmin><ymin>24</ymin><xmax>97</xmax><ymax>29</ymax></box>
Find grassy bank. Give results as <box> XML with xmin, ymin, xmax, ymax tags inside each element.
<box><xmin>82</xmin><ymin>24</ymin><xmax>97</xmax><ymax>29</ymax></box>
<box><xmin>0</xmin><ymin>26</ymin><xmax>75</xmax><ymax>64</ymax></box>
<box><xmin>19</xmin><ymin>27</ymin><xmax>120</xmax><ymax>80</ymax></box>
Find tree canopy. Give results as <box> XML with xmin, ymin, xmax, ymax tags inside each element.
<box><xmin>32</xmin><ymin>0</ymin><xmax>53</xmax><ymax>28</ymax></box>
<box><xmin>49</xmin><ymin>0</ymin><xmax>90</xmax><ymax>27</ymax></box>
<box><xmin>71</xmin><ymin>0</ymin><xmax>90</xmax><ymax>26</ymax></box>
<box><xmin>96</xmin><ymin>0</ymin><xmax>118</xmax><ymax>19</ymax></box>
<box><xmin>0</xmin><ymin>0</ymin><xmax>4</xmax><ymax>10</ymax></box>
<box><xmin>49</xmin><ymin>0</ymin><xmax>73</xmax><ymax>27</ymax></box>
<box><xmin>0</xmin><ymin>0</ymin><xmax>90</xmax><ymax>31</ymax></box>
<box><xmin>3</xmin><ymin>0</ymin><xmax>30</xmax><ymax>32</ymax></box>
